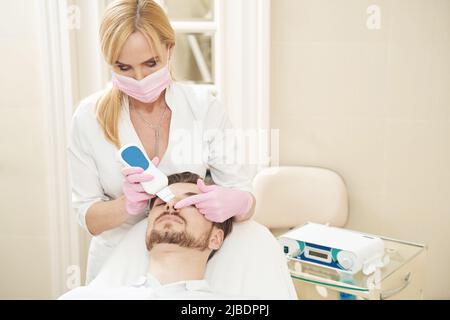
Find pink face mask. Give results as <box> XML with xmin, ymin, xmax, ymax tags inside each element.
<box><xmin>112</xmin><ymin>61</ymin><xmax>172</xmax><ymax>104</ymax></box>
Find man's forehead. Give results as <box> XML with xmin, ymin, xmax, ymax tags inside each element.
<box><xmin>169</xmin><ymin>182</ymin><xmax>200</xmax><ymax>197</ymax></box>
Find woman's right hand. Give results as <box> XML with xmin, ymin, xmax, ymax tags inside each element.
<box><xmin>121</xmin><ymin>157</ymin><xmax>159</xmax><ymax>215</ymax></box>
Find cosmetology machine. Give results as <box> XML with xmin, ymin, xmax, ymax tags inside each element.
<box><xmin>278</xmin><ymin>223</ymin><xmax>389</xmax><ymax>275</ymax></box>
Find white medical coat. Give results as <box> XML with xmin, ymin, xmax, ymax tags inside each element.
<box><xmin>68</xmin><ymin>82</ymin><xmax>253</xmax><ymax>283</ymax></box>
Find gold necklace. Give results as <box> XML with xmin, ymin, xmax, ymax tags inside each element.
<box><xmin>131</xmin><ymin>102</ymin><xmax>168</xmax><ymax>158</ymax></box>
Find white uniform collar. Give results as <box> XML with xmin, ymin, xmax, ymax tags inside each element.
<box><xmin>132</xmin><ymin>272</ymin><xmax>211</xmax><ymax>294</ymax></box>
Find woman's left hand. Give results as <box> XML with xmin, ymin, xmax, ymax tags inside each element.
<box><xmin>174</xmin><ymin>179</ymin><xmax>254</xmax><ymax>223</ymax></box>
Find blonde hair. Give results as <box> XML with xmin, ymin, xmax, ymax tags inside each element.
<box><xmin>96</xmin><ymin>0</ymin><xmax>175</xmax><ymax>149</ymax></box>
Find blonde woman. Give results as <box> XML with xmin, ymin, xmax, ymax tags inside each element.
<box><xmin>68</xmin><ymin>0</ymin><xmax>255</xmax><ymax>283</ymax></box>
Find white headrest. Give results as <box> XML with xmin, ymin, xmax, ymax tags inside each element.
<box><xmin>252</xmin><ymin>166</ymin><xmax>348</xmax><ymax>229</ymax></box>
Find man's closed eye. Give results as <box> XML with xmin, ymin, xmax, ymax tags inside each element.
<box><xmin>156</xmin><ymin>202</ymin><xmax>195</xmax><ymax>208</ymax></box>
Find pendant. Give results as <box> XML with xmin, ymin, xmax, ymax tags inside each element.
<box><xmin>154</xmin><ymin>128</ymin><xmax>160</xmax><ymax>158</ymax></box>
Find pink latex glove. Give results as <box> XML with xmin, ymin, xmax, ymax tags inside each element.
<box><xmin>121</xmin><ymin>157</ymin><xmax>159</xmax><ymax>215</ymax></box>
<box><xmin>174</xmin><ymin>179</ymin><xmax>254</xmax><ymax>223</ymax></box>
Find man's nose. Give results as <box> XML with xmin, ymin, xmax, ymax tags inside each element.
<box><xmin>165</xmin><ymin>199</ymin><xmax>179</xmax><ymax>213</ymax></box>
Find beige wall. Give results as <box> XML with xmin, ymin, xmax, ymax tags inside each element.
<box><xmin>0</xmin><ymin>0</ymin><xmax>53</xmax><ymax>299</ymax></box>
<box><xmin>271</xmin><ymin>0</ymin><xmax>450</xmax><ymax>299</ymax></box>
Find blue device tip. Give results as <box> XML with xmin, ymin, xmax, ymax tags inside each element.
<box><xmin>121</xmin><ymin>145</ymin><xmax>149</xmax><ymax>170</ymax></box>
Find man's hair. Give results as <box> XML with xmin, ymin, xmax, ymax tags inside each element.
<box><xmin>149</xmin><ymin>172</ymin><xmax>233</xmax><ymax>260</ymax></box>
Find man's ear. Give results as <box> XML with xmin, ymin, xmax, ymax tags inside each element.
<box><xmin>208</xmin><ymin>228</ymin><xmax>224</xmax><ymax>251</ymax></box>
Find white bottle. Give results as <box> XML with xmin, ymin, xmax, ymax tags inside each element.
<box><xmin>117</xmin><ymin>144</ymin><xmax>175</xmax><ymax>202</ymax></box>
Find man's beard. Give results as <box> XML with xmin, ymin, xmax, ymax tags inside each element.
<box><xmin>146</xmin><ymin>213</ymin><xmax>214</xmax><ymax>251</ymax></box>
